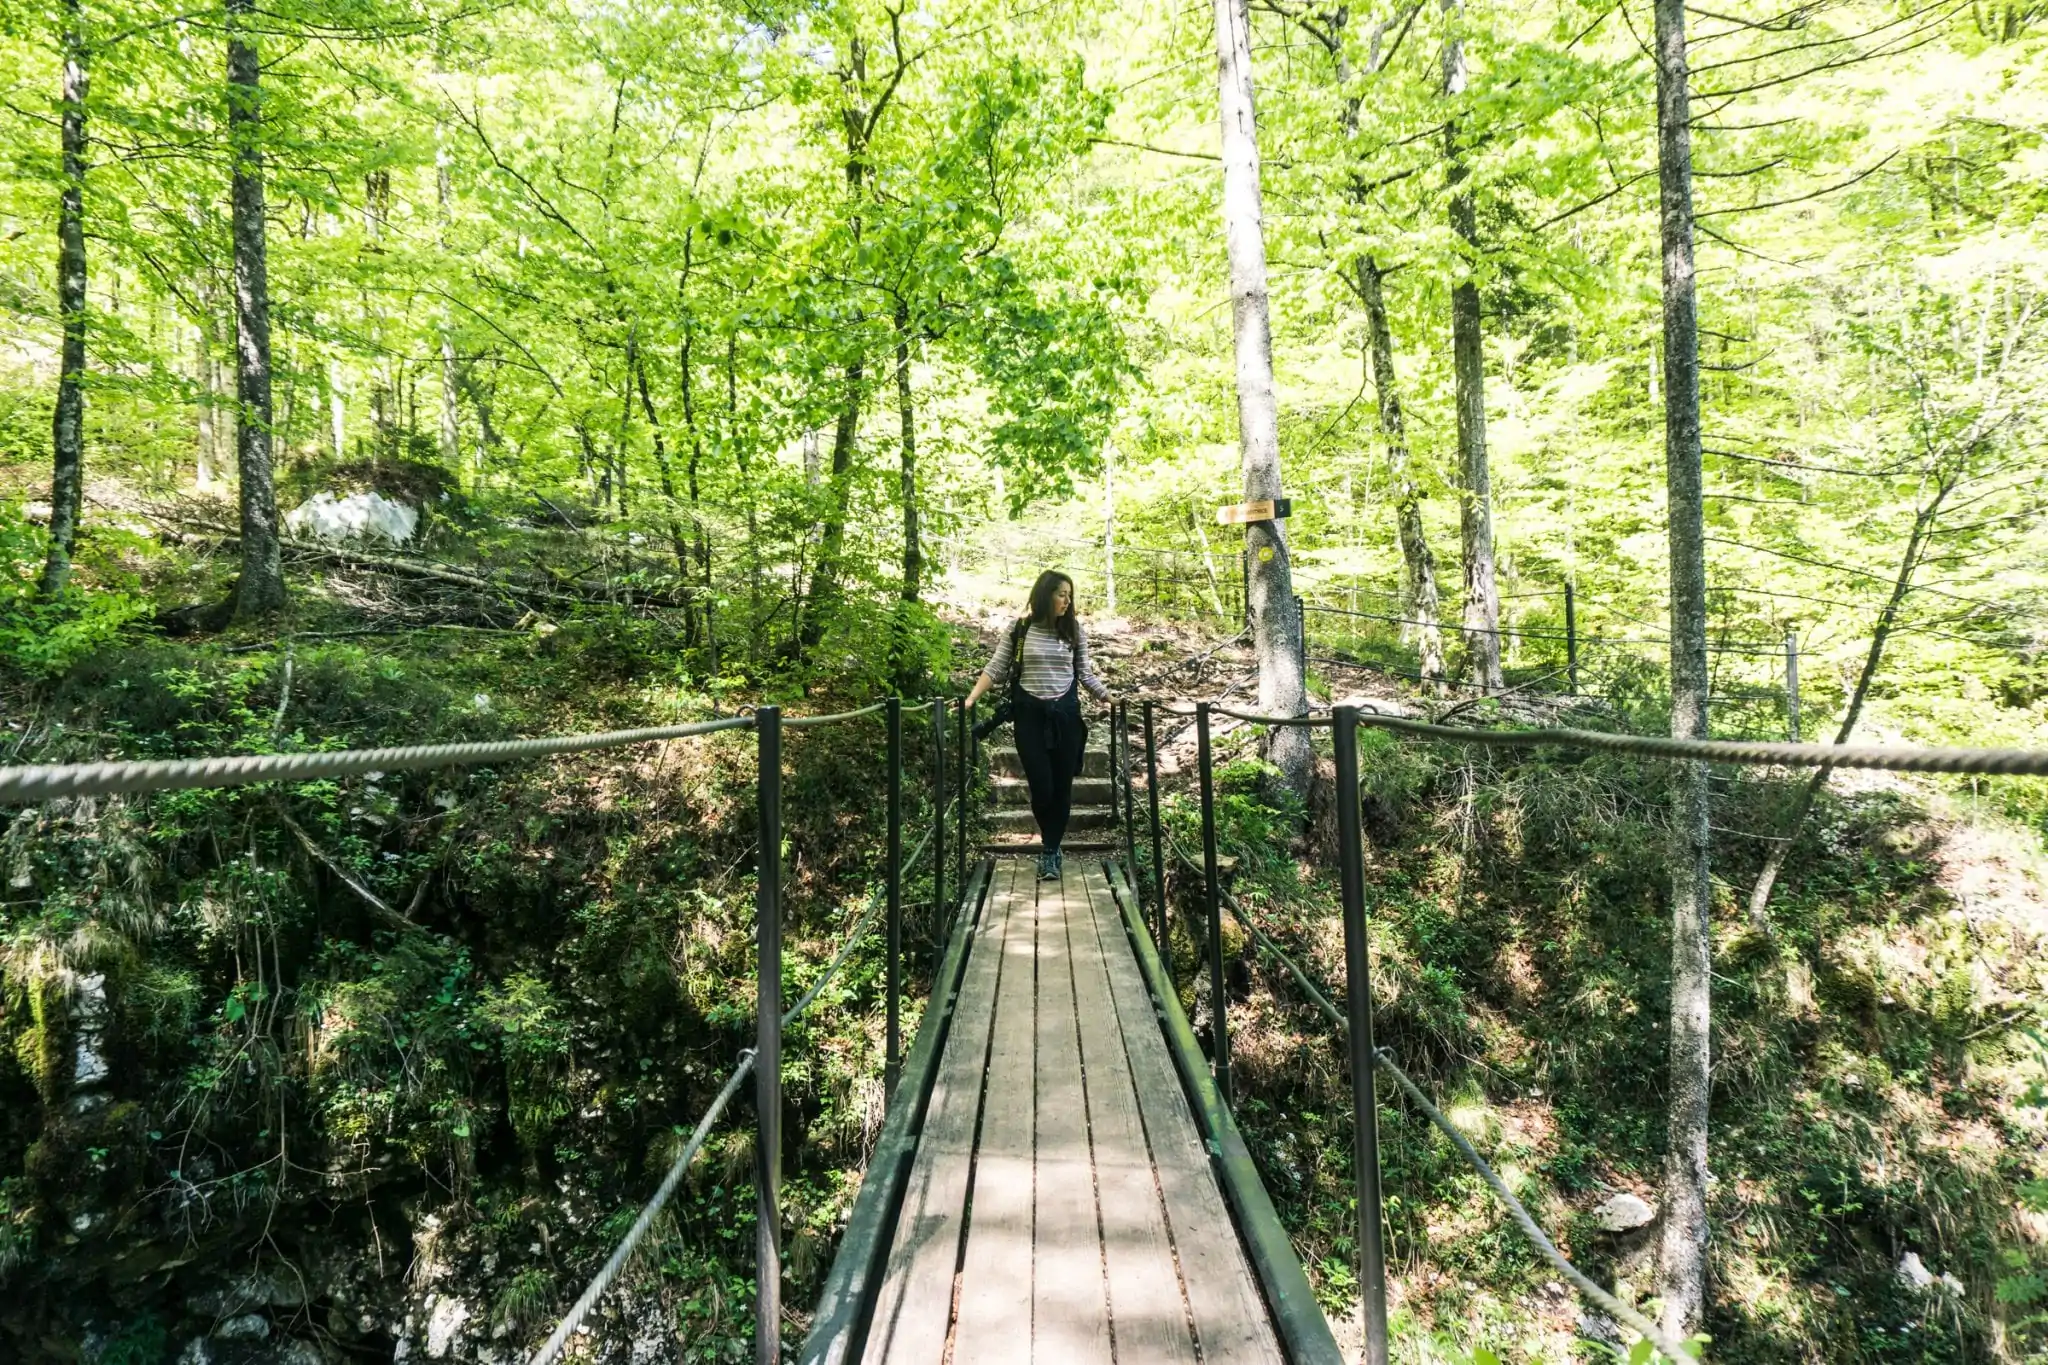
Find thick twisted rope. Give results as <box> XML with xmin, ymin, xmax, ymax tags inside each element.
<box><xmin>1212</xmin><ymin>704</ymin><xmax>1332</xmax><ymax>729</ymax></box>
<box><xmin>783</xmin><ymin>701</ymin><xmax>892</xmax><ymax>729</ymax></box>
<box><xmin>1159</xmin><ymin>832</ymin><xmax>1695</xmax><ymax>1361</ymax></box>
<box><xmin>0</xmin><ymin>716</ymin><xmax>758</xmax><ymax>803</ymax></box>
<box><xmin>1145</xmin><ymin>697</ymin><xmax>2048</xmax><ymax>776</ymax></box>
<box><xmin>1346</xmin><ymin>712</ymin><xmax>2048</xmax><ymax>775</ymax></box>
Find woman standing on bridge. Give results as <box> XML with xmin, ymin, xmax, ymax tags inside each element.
<box><xmin>964</xmin><ymin>570</ymin><xmax>1113</xmax><ymax>881</ymax></box>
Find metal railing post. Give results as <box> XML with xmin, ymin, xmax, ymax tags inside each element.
<box><xmin>1118</xmin><ymin>703</ymin><xmax>1139</xmax><ymax>885</ymax></box>
<box><xmin>1195</xmin><ymin>701</ymin><xmax>1231</xmax><ymax>1104</ymax></box>
<box><xmin>1785</xmin><ymin>626</ymin><xmax>1801</xmax><ymax>743</ymax></box>
<box><xmin>954</xmin><ymin>701</ymin><xmax>969</xmax><ymax>912</ymax></box>
<box><xmin>1143</xmin><ymin>700</ymin><xmax>1167</xmax><ymax>954</ymax></box>
<box><xmin>885</xmin><ymin>697</ymin><xmax>903</xmax><ymax>1098</ymax></box>
<box><xmin>931</xmin><ymin>697</ymin><xmax>946</xmax><ymax>942</ymax></box>
<box><xmin>1564</xmin><ymin>581</ymin><xmax>1579</xmax><ymax>696</ymax></box>
<box><xmin>754</xmin><ymin>704</ymin><xmax>783</xmax><ymax>1365</ymax></box>
<box><xmin>1332</xmin><ymin>705</ymin><xmax>1389</xmax><ymax>1365</ymax></box>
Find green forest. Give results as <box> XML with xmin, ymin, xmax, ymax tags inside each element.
<box><xmin>2</xmin><ymin>0</ymin><xmax>2047</xmax><ymax>1357</ymax></box>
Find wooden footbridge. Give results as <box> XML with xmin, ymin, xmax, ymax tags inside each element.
<box><xmin>803</xmin><ymin>853</ymin><xmax>1329</xmax><ymax>1364</ymax></box>
<box><xmin>11</xmin><ymin>693</ymin><xmax>2043</xmax><ymax>1365</ymax></box>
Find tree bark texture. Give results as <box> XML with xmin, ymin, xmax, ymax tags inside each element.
<box><xmin>437</xmin><ymin>155</ymin><xmax>460</xmax><ymax>471</ymax></box>
<box><xmin>895</xmin><ymin>301</ymin><xmax>920</xmax><ymax>603</ymax></box>
<box><xmin>1440</xmin><ymin>0</ymin><xmax>1503</xmax><ymax>693</ymax></box>
<box><xmin>1357</xmin><ymin>257</ymin><xmax>1447</xmax><ymax>687</ymax></box>
<box><xmin>328</xmin><ymin>359</ymin><xmax>346</xmax><ymax>465</ymax></box>
<box><xmin>39</xmin><ymin>0</ymin><xmax>88</xmax><ymax>601</ymax></box>
<box><xmin>799</xmin><ymin>360</ymin><xmax>863</xmax><ymax>651</ymax></box>
<box><xmin>1653</xmin><ymin>0</ymin><xmax>1711</xmax><ymax>1335</ymax></box>
<box><xmin>197</xmin><ymin>283</ymin><xmax>228</xmax><ymax>489</ymax></box>
<box><xmin>228</xmin><ymin>0</ymin><xmax>285</xmax><ymax>619</ymax></box>
<box><xmin>1211</xmin><ymin>0</ymin><xmax>1311</xmax><ymax>793</ymax></box>
<box><xmin>636</xmin><ymin>352</ymin><xmax>692</xmax><ymax>589</ymax></box>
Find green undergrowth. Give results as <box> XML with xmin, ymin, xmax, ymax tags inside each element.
<box><xmin>1162</xmin><ymin>727</ymin><xmax>2048</xmax><ymax>1363</ymax></box>
<box><xmin>0</xmin><ymin>593</ymin><xmax>963</xmax><ymax>1361</ymax></box>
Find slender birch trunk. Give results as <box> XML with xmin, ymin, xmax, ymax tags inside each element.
<box><xmin>39</xmin><ymin>0</ymin><xmax>88</xmax><ymax>600</ymax></box>
<box><xmin>1357</xmin><ymin>257</ymin><xmax>1447</xmax><ymax>688</ymax></box>
<box><xmin>894</xmin><ymin>301</ymin><xmax>920</xmax><ymax>602</ymax></box>
<box><xmin>437</xmin><ymin>151</ymin><xmax>460</xmax><ymax>471</ymax></box>
<box><xmin>1211</xmin><ymin>0</ymin><xmax>1311</xmax><ymax>793</ymax></box>
<box><xmin>1441</xmin><ymin>0</ymin><xmax>1503</xmax><ymax>693</ymax></box>
<box><xmin>1654</xmin><ymin>0</ymin><xmax>1711</xmax><ymax>1334</ymax></box>
<box><xmin>228</xmin><ymin>0</ymin><xmax>284</xmax><ymax>618</ymax></box>
<box><xmin>1747</xmin><ymin>478</ymin><xmax>1953</xmax><ymax>926</ymax></box>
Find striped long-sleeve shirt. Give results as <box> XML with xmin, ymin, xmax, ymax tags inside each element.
<box><xmin>981</xmin><ymin>621</ymin><xmax>1111</xmax><ymax>702</ymax></box>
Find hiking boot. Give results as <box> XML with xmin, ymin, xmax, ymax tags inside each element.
<box><xmin>1051</xmin><ymin>850</ymin><xmax>1064</xmax><ymax>877</ymax></box>
<box><xmin>1036</xmin><ymin>854</ymin><xmax>1057</xmax><ymax>881</ymax></box>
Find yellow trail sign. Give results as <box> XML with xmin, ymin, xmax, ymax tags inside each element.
<box><xmin>1215</xmin><ymin>497</ymin><xmax>1292</xmax><ymax>525</ymax></box>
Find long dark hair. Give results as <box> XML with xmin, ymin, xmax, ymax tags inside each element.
<box><xmin>1024</xmin><ymin>570</ymin><xmax>1079</xmax><ymax>647</ymax></box>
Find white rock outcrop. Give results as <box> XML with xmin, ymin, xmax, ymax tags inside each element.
<box><xmin>285</xmin><ymin>490</ymin><xmax>419</xmax><ymax>545</ymax></box>
<box><xmin>1593</xmin><ymin>1192</ymin><xmax>1657</xmax><ymax>1232</ymax></box>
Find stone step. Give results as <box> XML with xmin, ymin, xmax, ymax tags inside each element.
<box><xmin>989</xmin><ymin>775</ymin><xmax>1116</xmax><ymax>809</ymax></box>
<box><xmin>986</xmin><ymin>747</ymin><xmax>1110</xmax><ymax>778</ymax></box>
<box><xmin>989</xmin><ymin>805</ymin><xmax>1118</xmax><ymax>835</ymax></box>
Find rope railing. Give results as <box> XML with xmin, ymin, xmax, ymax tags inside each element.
<box><xmin>529</xmin><ymin>1056</ymin><xmax>755</xmax><ymax>1365</ymax></box>
<box><xmin>1213</xmin><ymin>704</ymin><xmax>1331</xmax><ymax>728</ymax></box>
<box><xmin>1147</xmin><ymin>694</ymin><xmax>2048</xmax><ymax>778</ymax></box>
<box><xmin>0</xmin><ymin>716</ymin><xmax>759</xmax><ymax>803</ymax></box>
<box><xmin>0</xmin><ymin>700</ymin><xmax>939</xmax><ymax>804</ymax></box>
<box><xmin>783</xmin><ymin>700</ymin><xmax>892</xmax><ymax>729</ymax></box>
<box><xmin>1342</xmin><ymin>712</ymin><xmax>2048</xmax><ymax>776</ymax></box>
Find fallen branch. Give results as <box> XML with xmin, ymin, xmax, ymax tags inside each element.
<box><xmin>275</xmin><ymin>807</ymin><xmax>422</xmax><ymax>932</ymax></box>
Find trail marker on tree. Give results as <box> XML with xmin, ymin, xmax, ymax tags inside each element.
<box><xmin>1216</xmin><ymin>498</ymin><xmax>1292</xmax><ymax>525</ymax></box>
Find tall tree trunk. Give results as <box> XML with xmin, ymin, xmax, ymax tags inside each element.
<box><xmin>457</xmin><ymin>362</ymin><xmax>497</xmax><ymax>490</ymax></box>
<box><xmin>799</xmin><ymin>361</ymin><xmax>863</xmax><ymax>651</ymax></box>
<box><xmin>1441</xmin><ymin>0</ymin><xmax>1503</xmax><ymax>692</ymax></box>
<box><xmin>612</xmin><ymin>329</ymin><xmax>634</xmax><ymax>519</ymax></box>
<box><xmin>228</xmin><ymin>0</ymin><xmax>284</xmax><ymax>619</ymax></box>
<box><xmin>1746</xmin><ymin>479</ymin><xmax>1953</xmax><ymax>926</ymax></box>
<box><xmin>436</xmin><ymin>152</ymin><xmax>459</xmax><ymax>471</ymax></box>
<box><xmin>728</xmin><ymin>334</ymin><xmax>762</xmax><ymax>638</ymax></box>
<box><xmin>198</xmin><ymin>282</ymin><xmax>228</xmax><ymax>489</ymax></box>
<box><xmin>636</xmin><ymin>354</ymin><xmax>691</xmax><ymax>587</ymax></box>
<box><xmin>328</xmin><ymin>358</ymin><xmax>345</xmax><ymax>464</ymax></box>
<box><xmin>1102</xmin><ymin>443</ymin><xmax>1117</xmax><ymax>616</ymax></box>
<box><xmin>1654</xmin><ymin>0</ymin><xmax>1710</xmax><ymax>1335</ymax></box>
<box><xmin>1357</xmin><ymin>257</ymin><xmax>1447</xmax><ymax>688</ymax></box>
<box><xmin>1188</xmin><ymin>504</ymin><xmax>1228</xmax><ymax>620</ymax></box>
<box><xmin>1210</xmin><ymin>0</ymin><xmax>1311</xmax><ymax>794</ymax></box>
<box><xmin>894</xmin><ymin>300</ymin><xmax>920</xmax><ymax>603</ymax></box>
<box><xmin>39</xmin><ymin>0</ymin><xmax>88</xmax><ymax>601</ymax></box>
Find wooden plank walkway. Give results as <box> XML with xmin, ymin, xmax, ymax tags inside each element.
<box><xmin>862</xmin><ymin>859</ymin><xmax>1284</xmax><ymax>1365</ymax></box>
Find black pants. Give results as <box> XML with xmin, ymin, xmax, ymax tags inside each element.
<box><xmin>1013</xmin><ymin>688</ymin><xmax>1084</xmax><ymax>854</ymax></box>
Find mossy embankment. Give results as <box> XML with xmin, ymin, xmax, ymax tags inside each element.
<box><xmin>1</xmin><ymin>603</ymin><xmax>954</xmax><ymax>1363</ymax></box>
